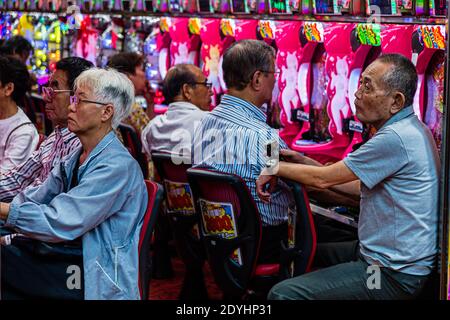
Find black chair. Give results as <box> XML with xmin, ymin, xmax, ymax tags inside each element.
<box><xmin>187</xmin><ymin>168</ymin><xmax>317</xmax><ymax>299</ymax></box>
<box><xmin>138</xmin><ymin>180</ymin><xmax>164</xmax><ymax>300</ymax></box>
<box><xmin>118</xmin><ymin>123</ymin><xmax>149</xmax><ymax>179</ymax></box>
<box><xmin>151</xmin><ymin>152</ymin><xmax>208</xmax><ymax>300</ymax></box>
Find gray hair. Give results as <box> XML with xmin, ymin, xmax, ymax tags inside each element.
<box><xmin>74</xmin><ymin>68</ymin><xmax>135</xmax><ymax>129</ymax></box>
<box><xmin>222</xmin><ymin>39</ymin><xmax>276</xmax><ymax>90</ymax></box>
<box><xmin>377</xmin><ymin>54</ymin><xmax>418</xmax><ymax>107</ymax></box>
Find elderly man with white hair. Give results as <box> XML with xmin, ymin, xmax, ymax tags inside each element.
<box><xmin>0</xmin><ymin>68</ymin><xmax>148</xmax><ymax>300</ymax></box>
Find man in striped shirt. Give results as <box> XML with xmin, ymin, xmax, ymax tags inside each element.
<box><xmin>0</xmin><ymin>57</ymin><xmax>94</xmax><ymax>202</ymax></box>
<box><xmin>192</xmin><ymin>40</ymin><xmax>294</xmax><ymax>263</ymax></box>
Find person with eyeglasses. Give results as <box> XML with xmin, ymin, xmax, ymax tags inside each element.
<box><xmin>141</xmin><ymin>63</ymin><xmax>212</xmax><ymax>158</ymax></box>
<box><xmin>191</xmin><ymin>39</ymin><xmax>294</xmax><ymax>265</ymax></box>
<box><xmin>0</xmin><ymin>68</ymin><xmax>148</xmax><ymax>300</ymax></box>
<box><xmin>0</xmin><ymin>57</ymin><xmax>93</xmax><ymax>203</ymax></box>
<box><xmin>0</xmin><ymin>55</ymin><xmax>38</xmax><ymax>174</ymax></box>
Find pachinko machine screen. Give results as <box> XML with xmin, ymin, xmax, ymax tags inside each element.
<box><xmin>366</xmin><ymin>0</ymin><xmax>399</xmax><ymax>15</ymax></box>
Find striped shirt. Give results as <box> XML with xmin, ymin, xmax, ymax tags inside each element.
<box><xmin>0</xmin><ymin>126</ymin><xmax>80</xmax><ymax>202</ymax></box>
<box><xmin>192</xmin><ymin>94</ymin><xmax>293</xmax><ymax>226</ymax></box>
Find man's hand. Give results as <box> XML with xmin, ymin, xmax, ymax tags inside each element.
<box><xmin>256</xmin><ymin>172</ymin><xmax>278</xmax><ymax>203</ymax></box>
<box><xmin>0</xmin><ymin>202</ymin><xmax>10</xmax><ymax>221</ymax></box>
<box><xmin>280</xmin><ymin>149</ymin><xmax>322</xmax><ymax>166</ymax></box>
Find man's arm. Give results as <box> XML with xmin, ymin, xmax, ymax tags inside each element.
<box><xmin>0</xmin><ymin>146</ymin><xmax>44</xmax><ymax>202</ymax></box>
<box><xmin>0</xmin><ymin>202</ymin><xmax>10</xmax><ymax>221</ymax></box>
<box><xmin>280</xmin><ymin>149</ymin><xmax>360</xmax><ymax>201</ymax></box>
<box><xmin>257</xmin><ymin>161</ymin><xmax>358</xmax><ymax>203</ymax></box>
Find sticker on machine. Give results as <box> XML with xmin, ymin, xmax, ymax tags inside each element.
<box><xmin>199</xmin><ymin>199</ymin><xmax>243</xmax><ymax>265</ymax></box>
<box><xmin>164</xmin><ymin>179</ymin><xmax>196</xmax><ymax>215</ymax></box>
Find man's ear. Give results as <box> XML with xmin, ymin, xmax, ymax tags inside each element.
<box><xmin>3</xmin><ymin>82</ymin><xmax>14</xmax><ymax>97</ymax></box>
<box><xmin>181</xmin><ymin>83</ymin><xmax>192</xmax><ymax>101</ymax></box>
<box><xmin>101</xmin><ymin>104</ymin><xmax>115</xmax><ymax>123</ymax></box>
<box><xmin>251</xmin><ymin>70</ymin><xmax>262</xmax><ymax>91</ymax></box>
<box><xmin>391</xmin><ymin>91</ymin><xmax>406</xmax><ymax>114</ymax></box>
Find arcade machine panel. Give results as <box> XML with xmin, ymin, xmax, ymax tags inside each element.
<box><xmin>396</xmin><ymin>0</ymin><xmax>428</xmax><ymax>15</ymax></box>
<box><xmin>269</xmin><ymin>0</ymin><xmax>290</xmax><ymax>13</ymax></box>
<box><xmin>96</xmin><ymin>16</ymin><xmax>124</xmax><ymax>68</ymax></box>
<box><xmin>291</xmin><ymin>22</ymin><xmax>328</xmax><ymax>150</ymax></box>
<box><xmin>342</xmin><ymin>23</ymin><xmax>382</xmax><ymax>156</ymax></box>
<box><xmin>276</xmin><ymin>20</ymin><xmax>303</xmax><ymax>144</ymax></box>
<box><xmin>424</xmin><ymin>50</ymin><xmax>445</xmax><ymax>152</ymax></box>
<box><xmin>199</xmin><ymin>18</ymin><xmax>231</xmax><ymax>106</ymax></box>
<box><xmin>365</xmin><ymin>0</ymin><xmax>400</xmax><ymax>16</ymax></box>
<box><xmin>411</xmin><ymin>25</ymin><xmax>446</xmax><ymax>120</ymax></box>
<box><xmin>293</xmin><ymin>22</ymin><xmax>356</xmax><ymax>164</ymax></box>
<box><xmin>73</xmin><ymin>15</ymin><xmax>99</xmax><ymax>66</ymax></box>
<box><xmin>144</xmin><ymin>17</ymin><xmax>172</xmax><ymax>114</ymax></box>
<box><xmin>257</xmin><ymin>20</ymin><xmax>281</xmax><ymax>126</ymax></box>
<box><xmin>198</xmin><ymin>0</ymin><xmax>214</xmax><ymax>12</ymax></box>
<box><xmin>429</xmin><ymin>0</ymin><xmax>447</xmax><ymax>16</ymax></box>
<box><xmin>313</xmin><ymin>0</ymin><xmax>364</xmax><ymax>15</ymax></box>
<box><xmin>230</xmin><ymin>0</ymin><xmax>248</xmax><ymax>13</ymax></box>
<box><xmin>181</xmin><ymin>0</ymin><xmax>199</xmax><ymax>12</ymax></box>
<box><xmin>169</xmin><ymin>17</ymin><xmax>202</xmax><ymax>67</ymax></box>
<box><xmin>124</xmin><ymin>16</ymin><xmax>155</xmax><ymax>54</ymax></box>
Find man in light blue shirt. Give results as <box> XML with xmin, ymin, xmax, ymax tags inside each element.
<box><xmin>258</xmin><ymin>54</ymin><xmax>440</xmax><ymax>299</ymax></box>
<box><xmin>0</xmin><ymin>68</ymin><xmax>148</xmax><ymax>300</ymax></box>
<box><xmin>192</xmin><ymin>40</ymin><xmax>294</xmax><ymax>263</ymax></box>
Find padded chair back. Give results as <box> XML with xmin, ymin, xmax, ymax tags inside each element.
<box><xmin>138</xmin><ymin>180</ymin><xmax>164</xmax><ymax>300</ymax></box>
<box><xmin>279</xmin><ymin>180</ymin><xmax>317</xmax><ymax>279</ymax></box>
<box><xmin>187</xmin><ymin>167</ymin><xmax>262</xmax><ymax>298</ymax></box>
<box><xmin>118</xmin><ymin>123</ymin><xmax>149</xmax><ymax>178</ymax></box>
<box><xmin>151</xmin><ymin>152</ymin><xmax>204</xmax><ymax>268</ymax></box>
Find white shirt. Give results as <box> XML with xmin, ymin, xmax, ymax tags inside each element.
<box><xmin>0</xmin><ymin>108</ymin><xmax>38</xmax><ymax>174</ymax></box>
<box><xmin>141</xmin><ymin>101</ymin><xmax>207</xmax><ymax>158</ymax></box>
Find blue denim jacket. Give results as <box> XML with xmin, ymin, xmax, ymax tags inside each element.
<box><xmin>6</xmin><ymin>131</ymin><xmax>148</xmax><ymax>300</ymax></box>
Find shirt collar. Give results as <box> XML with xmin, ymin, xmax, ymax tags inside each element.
<box><xmin>168</xmin><ymin>101</ymin><xmax>202</xmax><ymax>111</ymax></box>
<box><xmin>220</xmin><ymin>94</ymin><xmax>267</xmax><ymax>123</ymax></box>
<box><xmin>381</xmin><ymin>105</ymin><xmax>414</xmax><ymax>130</ymax></box>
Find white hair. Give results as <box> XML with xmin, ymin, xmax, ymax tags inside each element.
<box><xmin>73</xmin><ymin>67</ymin><xmax>135</xmax><ymax>129</ymax></box>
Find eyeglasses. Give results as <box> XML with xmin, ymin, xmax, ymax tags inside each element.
<box><xmin>259</xmin><ymin>70</ymin><xmax>280</xmax><ymax>75</ymax></box>
<box><xmin>190</xmin><ymin>80</ymin><xmax>213</xmax><ymax>89</ymax></box>
<box><xmin>42</xmin><ymin>86</ymin><xmax>72</xmax><ymax>99</ymax></box>
<box><xmin>69</xmin><ymin>95</ymin><xmax>109</xmax><ymax>107</ymax></box>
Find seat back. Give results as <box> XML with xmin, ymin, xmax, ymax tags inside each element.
<box><xmin>279</xmin><ymin>180</ymin><xmax>317</xmax><ymax>279</ymax></box>
<box><xmin>187</xmin><ymin>167</ymin><xmax>262</xmax><ymax>298</ymax></box>
<box><xmin>138</xmin><ymin>180</ymin><xmax>164</xmax><ymax>300</ymax></box>
<box><xmin>151</xmin><ymin>152</ymin><xmax>205</xmax><ymax>268</ymax></box>
<box><xmin>118</xmin><ymin>123</ymin><xmax>149</xmax><ymax>178</ymax></box>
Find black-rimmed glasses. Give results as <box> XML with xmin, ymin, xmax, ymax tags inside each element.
<box><xmin>190</xmin><ymin>80</ymin><xmax>213</xmax><ymax>89</ymax></box>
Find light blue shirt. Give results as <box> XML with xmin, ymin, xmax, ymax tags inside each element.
<box><xmin>192</xmin><ymin>94</ymin><xmax>293</xmax><ymax>226</ymax></box>
<box><xmin>344</xmin><ymin>106</ymin><xmax>440</xmax><ymax>276</ymax></box>
<box><xmin>6</xmin><ymin>131</ymin><xmax>148</xmax><ymax>299</ymax></box>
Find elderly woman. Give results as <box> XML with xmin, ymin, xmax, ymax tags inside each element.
<box><xmin>0</xmin><ymin>68</ymin><xmax>148</xmax><ymax>300</ymax></box>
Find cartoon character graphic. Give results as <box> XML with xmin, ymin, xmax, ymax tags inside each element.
<box><xmin>280</xmin><ymin>52</ymin><xmax>299</xmax><ymax>124</ymax></box>
<box><xmin>329</xmin><ymin>57</ymin><xmax>349</xmax><ymax>135</ymax></box>
<box><xmin>204</xmin><ymin>44</ymin><xmax>222</xmax><ymax>97</ymax></box>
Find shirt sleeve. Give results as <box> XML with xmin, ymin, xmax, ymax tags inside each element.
<box><xmin>0</xmin><ymin>145</ymin><xmax>44</xmax><ymax>202</ymax></box>
<box><xmin>6</xmin><ymin>159</ymin><xmax>140</xmax><ymax>243</ymax></box>
<box><xmin>343</xmin><ymin>128</ymin><xmax>409</xmax><ymax>189</ymax></box>
<box><xmin>0</xmin><ymin>125</ymin><xmax>38</xmax><ymax>173</ymax></box>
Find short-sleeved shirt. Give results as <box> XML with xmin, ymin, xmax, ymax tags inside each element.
<box><xmin>344</xmin><ymin>106</ymin><xmax>440</xmax><ymax>276</ymax></box>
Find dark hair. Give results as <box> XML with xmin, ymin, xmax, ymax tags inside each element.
<box><xmin>0</xmin><ymin>36</ymin><xmax>33</xmax><ymax>57</ymax></box>
<box><xmin>0</xmin><ymin>55</ymin><xmax>31</xmax><ymax>105</ymax></box>
<box><xmin>162</xmin><ymin>64</ymin><xmax>198</xmax><ymax>104</ymax></box>
<box><xmin>222</xmin><ymin>39</ymin><xmax>276</xmax><ymax>90</ymax></box>
<box><xmin>55</xmin><ymin>57</ymin><xmax>94</xmax><ymax>91</ymax></box>
<box><xmin>377</xmin><ymin>54</ymin><xmax>418</xmax><ymax>107</ymax></box>
<box><xmin>106</xmin><ymin>52</ymin><xmax>145</xmax><ymax>75</ymax></box>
